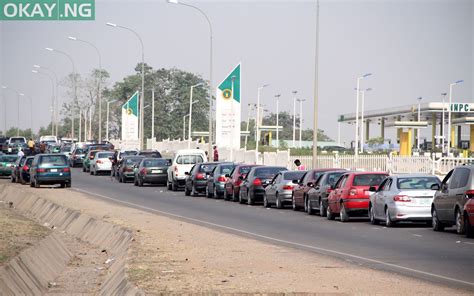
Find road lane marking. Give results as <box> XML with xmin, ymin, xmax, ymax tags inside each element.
<box><xmin>412</xmin><ymin>234</ymin><xmax>423</xmax><ymax>237</ymax></box>
<box><xmin>71</xmin><ymin>187</ymin><xmax>474</xmax><ymax>288</ymax></box>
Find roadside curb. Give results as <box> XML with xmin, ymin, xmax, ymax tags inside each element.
<box><xmin>0</xmin><ymin>184</ymin><xmax>144</xmax><ymax>295</ymax></box>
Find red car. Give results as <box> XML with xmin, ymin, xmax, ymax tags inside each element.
<box><xmin>327</xmin><ymin>171</ymin><xmax>388</xmax><ymax>222</ymax></box>
<box><xmin>224</xmin><ymin>164</ymin><xmax>258</xmax><ymax>201</ymax></box>
<box><xmin>464</xmin><ymin>198</ymin><xmax>474</xmax><ymax>238</ymax></box>
<box><xmin>292</xmin><ymin>169</ymin><xmax>341</xmax><ymax>211</ymax></box>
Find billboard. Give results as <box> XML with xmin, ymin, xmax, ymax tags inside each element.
<box><xmin>121</xmin><ymin>91</ymin><xmax>139</xmax><ymax>141</ymax></box>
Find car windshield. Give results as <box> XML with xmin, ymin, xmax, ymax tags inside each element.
<box><xmin>397</xmin><ymin>177</ymin><xmax>440</xmax><ymax>190</ymax></box>
<box><xmin>0</xmin><ymin>155</ymin><xmax>17</xmax><ymax>162</ymax></box>
<box><xmin>9</xmin><ymin>138</ymin><xmax>25</xmax><ymax>143</ymax></box>
<box><xmin>283</xmin><ymin>171</ymin><xmax>305</xmax><ymax>181</ymax></box>
<box><xmin>61</xmin><ymin>146</ymin><xmax>73</xmax><ymax>152</ymax></box>
<box><xmin>74</xmin><ymin>148</ymin><xmax>85</xmax><ymax>154</ymax></box>
<box><xmin>220</xmin><ymin>165</ymin><xmax>235</xmax><ymax>175</ymax></box>
<box><xmin>98</xmin><ymin>152</ymin><xmax>114</xmax><ymax>159</ymax></box>
<box><xmin>238</xmin><ymin>166</ymin><xmax>253</xmax><ymax>174</ymax></box>
<box><xmin>255</xmin><ymin>167</ymin><xmax>286</xmax><ymax>179</ymax></box>
<box><xmin>40</xmin><ymin>155</ymin><xmax>67</xmax><ymax>166</ymax></box>
<box><xmin>122</xmin><ymin>150</ymin><xmax>138</xmax><ymax>156</ymax></box>
<box><xmin>139</xmin><ymin>151</ymin><xmax>162</xmax><ymax>158</ymax></box>
<box><xmin>327</xmin><ymin>172</ymin><xmax>345</xmax><ymax>186</ymax></box>
<box><xmin>353</xmin><ymin>174</ymin><xmax>387</xmax><ymax>186</ymax></box>
<box><xmin>125</xmin><ymin>158</ymin><xmax>143</xmax><ymax>165</ymax></box>
<box><xmin>143</xmin><ymin>159</ymin><xmax>168</xmax><ymax>167</ymax></box>
<box><xmin>176</xmin><ymin>155</ymin><xmax>203</xmax><ymax>165</ymax></box>
<box><xmin>200</xmin><ymin>164</ymin><xmax>218</xmax><ymax>173</ymax></box>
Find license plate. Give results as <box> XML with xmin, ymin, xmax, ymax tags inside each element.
<box><xmin>152</xmin><ymin>170</ymin><xmax>162</xmax><ymax>174</ymax></box>
<box><xmin>50</xmin><ymin>169</ymin><xmax>58</xmax><ymax>172</ymax></box>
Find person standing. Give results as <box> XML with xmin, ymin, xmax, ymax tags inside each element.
<box><xmin>17</xmin><ymin>148</ymin><xmax>25</xmax><ymax>158</ymax></box>
<box><xmin>27</xmin><ymin>138</ymin><xmax>35</xmax><ymax>155</ymax></box>
<box><xmin>294</xmin><ymin>159</ymin><xmax>306</xmax><ymax>171</ymax></box>
<box><xmin>213</xmin><ymin>146</ymin><xmax>219</xmax><ymax>162</ymax></box>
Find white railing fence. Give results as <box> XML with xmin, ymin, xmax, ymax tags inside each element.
<box><xmin>140</xmin><ymin>138</ymin><xmax>473</xmax><ymax>175</ymax></box>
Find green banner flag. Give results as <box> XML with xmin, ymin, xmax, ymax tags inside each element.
<box><xmin>218</xmin><ymin>64</ymin><xmax>240</xmax><ymax>103</ymax></box>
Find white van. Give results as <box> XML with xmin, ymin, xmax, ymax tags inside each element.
<box><xmin>40</xmin><ymin>135</ymin><xmax>58</xmax><ymax>144</ymax></box>
<box><xmin>167</xmin><ymin>149</ymin><xmax>208</xmax><ymax>191</ymax></box>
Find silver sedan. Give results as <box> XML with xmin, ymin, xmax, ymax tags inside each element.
<box><xmin>369</xmin><ymin>174</ymin><xmax>441</xmax><ymax>227</ymax></box>
<box><xmin>264</xmin><ymin>171</ymin><xmax>306</xmax><ymax>209</ymax></box>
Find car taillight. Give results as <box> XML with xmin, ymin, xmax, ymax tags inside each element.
<box><xmin>22</xmin><ymin>165</ymin><xmax>29</xmax><ymax>171</ymax></box>
<box><xmin>125</xmin><ymin>167</ymin><xmax>133</xmax><ymax>172</ymax></box>
<box><xmin>393</xmin><ymin>195</ymin><xmax>411</xmax><ymax>202</ymax></box>
<box><xmin>349</xmin><ymin>188</ymin><xmax>357</xmax><ymax>196</ymax></box>
<box><xmin>466</xmin><ymin>190</ymin><xmax>474</xmax><ymax>198</ymax></box>
<box><xmin>217</xmin><ymin>176</ymin><xmax>226</xmax><ymax>182</ymax></box>
<box><xmin>174</xmin><ymin>166</ymin><xmax>179</xmax><ymax>177</ymax></box>
<box><xmin>282</xmin><ymin>185</ymin><xmax>294</xmax><ymax>190</ymax></box>
<box><xmin>97</xmin><ymin>160</ymin><xmax>103</xmax><ymax>164</ymax></box>
<box><xmin>253</xmin><ymin>178</ymin><xmax>262</xmax><ymax>186</ymax></box>
<box><xmin>37</xmin><ymin>168</ymin><xmax>46</xmax><ymax>173</ymax></box>
<box><xmin>63</xmin><ymin>167</ymin><xmax>70</xmax><ymax>172</ymax></box>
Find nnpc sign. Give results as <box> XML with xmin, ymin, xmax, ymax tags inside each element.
<box><xmin>1</xmin><ymin>0</ymin><xmax>94</xmax><ymax>20</ymax></box>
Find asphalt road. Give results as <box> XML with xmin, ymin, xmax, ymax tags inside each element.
<box><xmin>69</xmin><ymin>168</ymin><xmax>474</xmax><ymax>291</ymax></box>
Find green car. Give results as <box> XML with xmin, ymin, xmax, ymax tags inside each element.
<box><xmin>0</xmin><ymin>155</ymin><xmax>18</xmax><ymax>176</ymax></box>
<box><xmin>83</xmin><ymin>150</ymin><xmax>100</xmax><ymax>173</ymax></box>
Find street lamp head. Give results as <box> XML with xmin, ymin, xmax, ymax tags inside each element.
<box><xmin>106</xmin><ymin>22</ymin><xmax>117</xmax><ymax>27</ymax></box>
<box><xmin>108</xmin><ymin>99</ymin><xmax>118</xmax><ymax>103</ymax></box>
<box><xmin>33</xmin><ymin>64</ymin><xmax>41</xmax><ymax>68</ymax></box>
<box><xmin>45</xmin><ymin>47</ymin><xmax>54</xmax><ymax>51</ymax></box>
<box><xmin>67</xmin><ymin>36</ymin><xmax>77</xmax><ymax>41</ymax></box>
<box><xmin>31</xmin><ymin>70</ymin><xmax>38</xmax><ymax>74</ymax></box>
<box><xmin>417</xmin><ymin>96</ymin><xmax>422</xmax><ymax>101</ymax></box>
<box><xmin>259</xmin><ymin>84</ymin><xmax>269</xmax><ymax>89</ymax></box>
<box><xmin>362</xmin><ymin>73</ymin><xmax>372</xmax><ymax>78</ymax></box>
<box><xmin>441</xmin><ymin>92</ymin><xmax>447</xmax><ymax>96</ymax></box>
<box><xmin>167</xmin><ymin>0</ymin><xmax>179</xmax><ymax>4</ymax></box>
<box><xmin>366</xmin><ymin>88</ymin><xmax>372</xmax><ymax>92</ymax></box>
<box><xmin>192</xmin><ymin>82</ymin><xmax>203</xmax><ymax>88</ymax></box>
<box><xmin>455</xmin><ymin>80</ymin><xmax>463</xmax><ymax>84</ymax></box>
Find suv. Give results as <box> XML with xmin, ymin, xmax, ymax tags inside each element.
<box><xmin>30</xmin><ymin>154</ymin><xmax>71</xmax><ymax>188</ymax></box>
<box><xmin>431</xmin><ymin>165</ymin><xmax>474</xmax><ymax>235</ymax></box>
<box><xmin>7</xmin><ymin>137</ymin><xmax>27</xmax><ymax>154</ymax></box>
<box><xmin>167</xmin><ymin>149</ymin><xmax>207</xmax><ymax>191</ymax></box>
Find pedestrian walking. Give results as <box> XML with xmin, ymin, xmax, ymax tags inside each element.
<box><xmin>294</xmin><ymin>159</ymin><xmax>305</xmax><ymax>171</ymax></box>
<box><xmin>17</xmin><ymin>148</ymin><xmax>24</xmax><ymax>158</ymax></box>
<box><xmin>27</xmin><ymin>138</ymin><xmax>35</xmax><ymax>155</ymax></box>
<box><xmin>213</xmin><ymin>146</ymin><xmax>219</xmax><ymax>162</ymax></box>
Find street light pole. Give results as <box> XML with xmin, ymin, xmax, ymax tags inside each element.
<box><xmin>297</xmin><ymin>98</ymin><xmax>305</xmax><ymax>148</ymax></box>
<box><xmin>447</xmin><ymin>80</ymin><xmax>463</xmax><ymax>154</ymax></box>
<box><xmin>355</xmin><ymin>73</ymin><xmax>372</xmax><ymax>159</ymax></box>
<box><xmin>360</xmin><ymin>87</ymin><xmax>372</xmax><ymax>153</ymax></box>
<box><xmin>441</xmin><ymin>92</ymin><xmax>447</xmax><ymax>153</ymax></box>
<box><xmin>292</xmin><ymin>90</ymin><xmax>297</xmax><ymax>148</ymax></box>
<box><xmin>417</xmin><ymin>96</ymin><xmax>422</xmax><ymax>150</ymax></box>
<box><xmin>0</xmin><ymin>94</ymin><xmax>6</xmax><ymax>136</ymax></box>
<box><xmin>33</xmin><ymin>65</ymin><xmax>58</xmax><ymax>136</ymax></box>
<box><xmin>255</xmin><ymin>84</ymin><xmax>269</xmax><ymax>164</ymax></box>
<box><xmin>151</xmin><ymin>88</ymin><xmax>155</xmax><ymax>140</ymax></box>
<box><xmin>45</xmin><ymin>47</ymin><xmax>76</xmax><ymax>139</ymax></box>
<box><xmin>183</xmin><ymin>114</ymin><xmax>189</xmax><ymax>141</ymax></box>
<box><xmin>106</xmin><ymin>22</ymin><xmax>145</xmax><ymax>149</ymax></box>
<box><xmin>2</xmin><ymin>86</ymin><xmax>21</xmax><ymax>136</ymax></box>
<box><xmin>312</xmin><ymin>0</ymin><xmax>320</xmax><ymax>168</ymax></box>
<box><xmin>168</xmin><ymin>0</ymin><xmax>213</xmax><ymax>157</ymax></box>
<box><xmin>244</xmin><ymin>104</ymin><xmax>255</xmax><ymax>150</ymax></box>
<box><xmin>106</xmin><ymin>100</ymin><xmax>117</xmax><ymax>141</ymax></box>
<box><xmin>32</xmin><ymin>69</ymin><xmax>55</xmax><ymax>135</ymax></box>
<box><xmin>68</xmin><ymin>36</ymin><xmax>103</xmax><ymax>142</ymax></box>
<box><xmin>275</xmin><ymin>94</ymin><xmax>281</xmax><ymax>149</ymax></box>
<box><xmin>188</xmin><ymin>83</ymin><xmax>203</xmax><ymax>149</ymax></box>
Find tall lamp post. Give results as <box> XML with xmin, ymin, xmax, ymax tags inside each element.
<box><xmin>255</xmin><ymin>84</ymin><xmax>269</xmax><ymax>163</ymax></box>
<box><xmin>188</xmin><ymin>83</ymin><xmax>203</xmax><ymax>149</ymax></box>
<box><xmin>312</xmin><ymin>0</ymin><xmax>321</xmax><ymax>168</ymax></box>
<box><xmin>106</xmin><ymin>22</ymin><xmax>145</xmax><ymax>149</ymax></box>
<box><xmin>0</xmin><ymin>93</ymin><xmax>6</xmax><ymax>135</ymax></box>
<box><xmin>106</xmin><ymin>100</ymin><xmax>117</xmax><ymax>141</ymax></box>
<box><xmin>274</xmin><ymin>94</ymin><xmax>281</xmax><ymax>149</ymax></box>
<box><xmin>417</xmin><ymin>96</ymin><xmax>422</xmax><ymax>150</ymax></box>
<box><xmin>354</xmin><ymin>73</ymin><xmax>372</xmax><ymax>159</ymax></box>
<box><xmin>45</xmin><ymin>47</ymin><xmax>76</xmax><ymax>139</ymax></box>
<box><xmin>183</xmin><ymin>114</ymin><xmax>190</xmax><ymax>141</ymax></box>
<box><xmin>19</xmin><ymin>93</ymin><xmax>33</xmax><ymax>137</ymax></box>
<box><xmin>297</xmin><ymin>98</ymin><xmax>305</xmax><ymax>148</ymax></box>
<box><xmin>440</xmin><ymin>92</ymin><xmax>447</xmax><ymax>153</ymax></box>
<box><xmin>244</xmin><ymin>103</ymin><xmax>256</xmax><ymax>150</ymax></box>
<box><xmin>1</xmin><ymin>86</ymin><xmax>21</xmax><ymax>136</ymax></box>
<box><xmin>68</xmin><ymin>36</ymin><xmax>103</xmax><ymax>142</ymax></box>
<box><xmin>359</xmin><ymin>87</ymin><xmax>372</xmax><ymax>153</ymax></box>
<box><xmin>447</xmin><ymin>80</ymin><xmax>463</xmax><ymax>154</ymax></box>
<box><xmin>167</xmin><ymin>0</ymin><xmax>213</xmax><ymax>157</ymax></box>
<box><xmin>33</xmin><ymin>65</ymin><xmax>58</xmax><ymax>136</ymax></box>
<box><xmin>32</xmin><ymin>69</ymin><xmax>55</xmax><ymax>135</ymax></box>
<box><xmin>292</xmin><ymin>90</ymin><xmax>297</xmax><ymax>148</ymax></box>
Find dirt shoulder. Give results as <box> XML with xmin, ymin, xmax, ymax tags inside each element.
<box><xmin>7</xmin><ymin>182</ymin><xmax>470</xmax><ymax>294</ymax></box>
<box><xmin>0</xmin><ymin>202</ymin><xmax>51</xmax><ymax>265</ymax></box>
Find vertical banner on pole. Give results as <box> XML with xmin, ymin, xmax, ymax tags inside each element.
<box><xmin>121</xmin><ymin>91</ymin><xmax>139</xmax><ymax>141</ymax></box>
<box><xmin>216</xmin><ymin>63</ymin><xmax>241</xmax><ymax>150</ymax></box>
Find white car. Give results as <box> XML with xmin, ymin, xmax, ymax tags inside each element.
<box><xmin>90</xmin><ymin>151</ymin><xmax>114</xmax><ymax>175</ymax></box>
<box><xmin>40</xmin><ymin>135</ymin><xmax>58</xmax><ymax>144</ymax></box>
<box><xmin>167</xmin><ymin>149</ymin><xmax>207</xmax><ymax>191</ymax></box>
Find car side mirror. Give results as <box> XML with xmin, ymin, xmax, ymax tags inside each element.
<box><xmin>431</xmin><ymin>183</ymin><xmax>440</xmax><ymax>191</ymax></box>
<box><xmin>369</xmin><ymin>186</ymin><xmax>377</xmax><ymax>192</ymax></box>
<box><xmin>292</xmin><ymin>179</ymin><xmax>299</xmax><ymax>184</ymax></box>
<box><xmin>225</xmin><ymin>174</ymin><xmax>230</xmax><ymax>178</ymax></box>
<box><xmin>307</xmin><ymin>182</ymin><xmax>313</xmax><ymax>187</ymax></box>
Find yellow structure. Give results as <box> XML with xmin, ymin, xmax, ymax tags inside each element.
<box><xmin>399</xmin><ymin>128</ymin><xmax>412</xmax><ymax>156</ymax></box>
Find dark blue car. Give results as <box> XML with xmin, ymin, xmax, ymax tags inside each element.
<box><xmin>30</xmin><ymin>154</ymin><xmax>71</xmax><ymax>188</ymax></box>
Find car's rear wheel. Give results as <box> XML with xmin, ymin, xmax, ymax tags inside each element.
<box><xmin>369</xmin><ymin>205</ymin><xmax>378</xmax><ymax>225</ymax></box>
<box><xmin>66</xmin><ymin>181</ymin><xmax>71</xmax><ymax>188</ymax></box>
<box><xmin>340</xmin><ymin>203</ymin><xmax>350</xmax><ymax>222</ymax></box>
<box><xmin>275</xmin><ymin>193</ymin><xmax>283</xmax><ymax>209</ymax></box>
<box><xmin>247</xmin><ymin>191</ymin><xmax>254</xmax><ymax>205</ymax></box>
<box><xmin>326</xmin><ymin>205</ymin><xmax>335</xmax><ymax>220</ymax></box>
<box><xmin>60</xmin><ymin>182</ymin><xmax>66</xmax><ymax>188</ymax></box>
<box><xmin>214</xmin><ymin>186</ymin><xmax>219</xmax><ymax>199</ymax></box>
<box><xmin>172</xmin><ymin>180</ymin><xmax>178</xmax><ymax>191</ymax></box>
<box><xmin>239</xmin><ymin>191</ymin><xmax>245</xmax><ymax>204</ymax></box>
<box><xmin>34</xmin><ymin>179</ymin><xmax>40</xmax><ymax>188</ymax></box>
<box><xmin>191</xmin><ymin>184</ymin><xmax>198</xmax><ymax>196</ymax></box>
<box><xmin>319</xmin><ymin>199</ymin><xmax>327</xmax><ymax>217</ymax></box>
<box><xmin>455</xmin><ymin>208</ymin><xmax>465</xmax><ymax>235</ymax></box>
<box><xmin>184</xmin><ymin>185</ymin><xmax>191</xmax><ymax>196</ymax></box>
<box><xmin>167</xmin><ymin>180</ymin><xmax>172</xmax><ymax>190</ymax></box>
<box><xmin>292</xmin><ymin>196</ymin><xmax>298</xmax><ymax>211</ymax></box>
<box><xmin>432</xmin><ymin>207</ymin><xmax>445</xmax><ymax>232</ymax></box>
<box><xmin>306</xmin><ymin>198</ymin><xmax>314</xmax><ymax>215</ymax></box>
<box><xmin>223</xmin><ymin>189</ymin><xmax>229</xmax><ymax>201</ymax></box>
<box><xmin>465</xmin><ymin>213</ymin><xmax>474</xmax><ymax>238</ymax></box>
<box><xmin>385</xmin><ymin>207</ymin><xmax>395</xmax><ymax>227</ymax></box>
<box><xmin>263</xmin><ymin>194</ymin><xmax>270</xmax><ymax>208</ymax></box>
